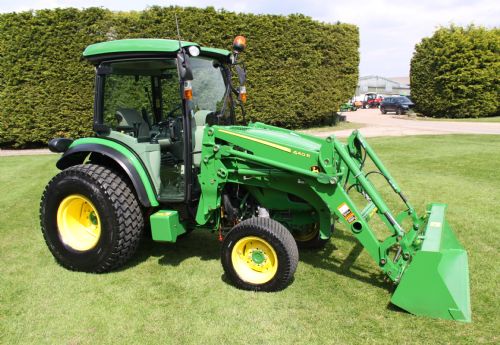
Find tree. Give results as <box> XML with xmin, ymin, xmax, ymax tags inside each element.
<box><xmin>411</xmin><ymin>25</ymin><xmax>499</xmax><ymax>118</ymax></box>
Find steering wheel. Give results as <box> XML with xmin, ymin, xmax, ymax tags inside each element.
<box><xmin>157</xmin><ymin>104</ymin><xmax>181</xmax><ymax>130</ymax></box>
<box><xmin>165</xmin><ymin>104</ymin><xmax>182</xmax><ymax>118</ymax></box>
<box><xmin>156</xmin><ymin>117</ymin><xmax>183</xmax><ymax>142</ymax></box>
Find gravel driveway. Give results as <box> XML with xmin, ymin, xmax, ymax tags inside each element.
<box><xmin>0</xmin><ymin>148</ymin><xmax>55</xmax><ymax>157</ymax></box>
<box><xmin>2</xmin><ymin>109</ymin><xmax>499</xmax><ymax>156</ymax></box>
<box><xmin>315</xmin><ymin>108</ymin><xmax>500</xmax><ymax>138</ymax></box>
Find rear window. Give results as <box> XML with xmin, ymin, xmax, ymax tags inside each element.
<box><xmin>395</xmin><ymin>96</ymin><xmax>410</xmax><ymax>102</ymax></box>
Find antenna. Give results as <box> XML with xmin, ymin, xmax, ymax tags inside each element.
<box><xmin>175</xmin><ymin>13</ymin><xmax>182</xmax><ymax>50</ymax></box>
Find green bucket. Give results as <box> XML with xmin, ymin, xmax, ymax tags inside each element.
<box><xmin>390</xmin><ymin>204</ymin><xmax>471</xmax><ymax>322</ymax></box>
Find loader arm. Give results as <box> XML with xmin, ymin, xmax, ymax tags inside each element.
<box><xmin>196</xmin><ymin>124</ymin><xmax>470</xmax><ymax>322</ymax></box>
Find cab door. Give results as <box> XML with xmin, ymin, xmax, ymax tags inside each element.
<box><xmin>155</xmin><ymin>70</ymin><xmax>187</xmax><ymax>202</ymax></box>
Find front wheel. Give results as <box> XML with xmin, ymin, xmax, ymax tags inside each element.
<box><xmin>380</xmin><ymin>107</ymin><xmax>387</xmax><ymax>114</ymax></box>
<box><xmin>221</xmin><ymin>217</ymin><xmax>298</xmax><ymax>292</ymax></box>
<box><xmin>396</xmin><ymin>107</ymin><xmax>402</xmax><ymax>115</ymax></box>
<box><xmin>40</xmin><ymin>164</ymin><xmax>144</xmax><ymax>272</ymax></box>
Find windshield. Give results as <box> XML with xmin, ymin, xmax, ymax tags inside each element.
<box><xmin>395</xmin><ymin>96</ymin><xmax>411</xmax><ymax>103</ymax></box>
<box><xmin>190</xmin><ymin>57</ymin><xmax>227</xmax><ymax>113</ymax></box>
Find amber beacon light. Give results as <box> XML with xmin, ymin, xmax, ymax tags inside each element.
<box><xmin>232</xmin><ymin>35</ymin><xmax>247</xmax><ymax>53</ymax></box>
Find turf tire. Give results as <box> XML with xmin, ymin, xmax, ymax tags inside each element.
<box><xmin>221</xmin><ymin>217</ymin><xmax>299</xmax><ymax>292</ymax></box>
<box><xmin>40</xmin><ymin>164</ymin><xmax>144</xmax><ymax>272</ymax></box>
<box><xmin>293</xmin><ymin>223</ymin><xmax>330</xmax><ymax>250</ymax></box>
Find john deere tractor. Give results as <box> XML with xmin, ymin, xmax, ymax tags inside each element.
<box><xmin>40</xmin><ymin>37</ymin><xmax>470</xmax><ymax>321</ymax></box>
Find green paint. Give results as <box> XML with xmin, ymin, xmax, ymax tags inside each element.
<box><xmin>150</xmin><ymin>210</ymin><xmax>186</xmax><ymax>242</ymax></box>
<box><xmin>107</xmin><ymin>131</ymin><xmax>163</xmax><ymax>195</ymax></box>
<box><xmin>391</xmin><ymin>204</ymin><xmax>471</xmax><ymax>322</ymax></box>
<box><xmin>200</xmin><ymin>46</ymin><xmax>231</xmax><ymax>57</ymax></box>
<box><xmin>83</xmin><ymin>39</ymin><xmax>198</xmax><ymax>57</ymax></box>
<box><xmin>89</xmin><ymin>212</ymin><xmax>98</xmax><ymax>225</ymax></box>
<box><xmin>252</xmin><ymin>250</ymin><xmax>265</xmax><ymax>265</ymax></box>
<box><xmin>83</xmin><ymin>39</ymin><xmax>231</xmax><ymax>60</ymax></box>
<box><xmin>195</xmin><ymin>123</ymin><xmax>470</xmax><ymax>321</ymax></box>
<box><xmin>69</xmin><ymin>137</ymin><xmax>159</xmax><ymax>206</ymax></box>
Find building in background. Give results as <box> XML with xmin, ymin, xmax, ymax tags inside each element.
<box><xmin>355</xmin><ymin>75</ymin><xmax>410</xmax><ymax>97</ymax></box>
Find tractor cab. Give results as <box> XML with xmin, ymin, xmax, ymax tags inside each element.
<box><xmin>82</xmin><ymin>39</ymin><xmax>245</xmax><ymax>203</ymax></box>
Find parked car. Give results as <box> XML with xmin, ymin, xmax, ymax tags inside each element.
<box><xmin>380</xmin><ymin>96</ymin><xmax>414</xmax><ymax>115</ymax></box>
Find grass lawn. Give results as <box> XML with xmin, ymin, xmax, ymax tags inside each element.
<box><xmin>1</xmin><ymin>135</ymin><xmax>498</xmax><ymax>344</ymax></box>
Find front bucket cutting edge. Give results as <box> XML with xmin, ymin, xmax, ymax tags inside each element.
<box><xmin>390</xmin><ymin>204</ymin><xmax>471</xmax><ymax>322</ymax></box>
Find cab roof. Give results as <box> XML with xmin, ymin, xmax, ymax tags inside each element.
<box><xmin>83</xmin><ymin>38</ymin><xmax>232</xmax><ymax>64</ymax></box>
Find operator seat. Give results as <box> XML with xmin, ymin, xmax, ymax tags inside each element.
<box><xmin>115</xmin><ymin>108</ymin><xmax>150</xmax><ymax>139</ymax></box>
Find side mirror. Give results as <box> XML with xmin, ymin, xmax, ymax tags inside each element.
<box><xmin>177</xmin><ymin>51</ymin><xmax>193</xmax><ymax>81</ymax></box>
<box><xmin>235</xmin><ymin>65</ymin><xmax>246</xmax><ymax>85</ymax></box>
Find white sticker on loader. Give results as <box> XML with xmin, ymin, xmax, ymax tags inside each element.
<box><xmin>338</xmin><ymin>203</ymin><xmax>357</xmax><ymax>224</ymax></box>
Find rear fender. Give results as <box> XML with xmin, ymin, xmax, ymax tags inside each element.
<box><xmin>57</xmin><ymin>140</ymin><xmax>159</xmax><ymax>207</ymax></box>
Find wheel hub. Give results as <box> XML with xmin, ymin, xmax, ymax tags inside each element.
<box><xmin>251</xmin><ymin>249</ymin><xmax>266</xmax><ymax>265</ymax></box>
<box><xmin>56</xmin><ymin>194</ymin><xmax>101</xmax><ymax>251</ymax></box>
<box><xmin>231</xmin><ymin>236</ymin><xmax>278</xmax><ymax>284</ymax></box>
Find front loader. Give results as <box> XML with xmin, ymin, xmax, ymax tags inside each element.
<box><xmin>40</xmin><ymin>36</ymin><xmax>470</xmax><ymax>322</ymax></box>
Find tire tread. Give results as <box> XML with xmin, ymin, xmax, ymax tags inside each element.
<box><xmin>222</xmin><ymin>217</ymin><xmax>299</xmax><ymax>291</ymax></box>
<box><xmin>40</xmin><ymin>164</ymin><xmax>144</xmax><ymax>272</ymax></box>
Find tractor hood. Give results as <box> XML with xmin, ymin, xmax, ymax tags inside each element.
<box><xmin>210</xmin><ymin>123</ymin><xmax>324</xmax><ymax>172</ymax></box>
<box><xmin>220</xmin><ymin>126</ymin><xmax>321</xmax><ymax>151</ymax></box>
<box><xmin>215</xmin><ymin>124</ymin><xmax>322</xmax><ymax>152</ymax></box>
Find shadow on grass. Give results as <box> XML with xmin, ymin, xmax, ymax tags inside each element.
<box><xmin>299</xmin><ymin>230</ymin><xmax>392</xmax><ymax>291</ymax></box>
<box><xmin>385</xmin><ymin>302</ymin><xmax>409</xmax><ymax>315</ymax></box>
<box><xmin>119</xmin><ymin>230</ymin><xmax>221</xmax><ymax>271</ymax></box>
<box><xmin>121</xmin><ymin>227</ymin><xmax>392</xmax><ymax>292</ymax></box>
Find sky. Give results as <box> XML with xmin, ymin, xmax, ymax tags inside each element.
<box><xmin>0</xmin><ymin>0</ymin><xmax>498</xmax><ymax>77</ymax></box>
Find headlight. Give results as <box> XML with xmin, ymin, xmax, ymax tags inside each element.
<box><xmin>188</xmin><ymin>46</ymin><xmax>200</xmax><ymax>57</ymax></box>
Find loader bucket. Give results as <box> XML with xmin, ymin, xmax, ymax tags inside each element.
<box><xmin>390</xmin><ymin>204</ymin><xmax>471</xmax><ymax>322</ymax></box>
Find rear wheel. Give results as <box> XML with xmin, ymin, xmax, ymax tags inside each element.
<box><xmin>291</xmin><ymin>223</ymin><xmax>329</xmax><ymax>249</ymax></box>
<box><xmin>380</xmin><ymin>107</ymin><xmax>387</xmax><ymax>114</ymax></box>
<box><xmin>221</xmin><ymin>217</ymin><xmax>298</xmax><ymax>292</ymax></box>
<box><xmin>40</xmin><ymin>164</ymin><xmax>144</xmax><ymax>272</ymax></box>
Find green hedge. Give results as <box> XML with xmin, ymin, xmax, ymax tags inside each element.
<box><xmin>0</xmin><ymin>7</ymin><xmax>359</xmax><ymax>147</ymax></box>
<box><xmin>410</xmin><ymin>25</ymin><xmax>499</xmax><ymax>118</ymax></box>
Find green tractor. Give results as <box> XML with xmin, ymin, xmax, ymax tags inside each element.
<box><xmin>339</xmin><ymin>102</ymin><xmax>357</xmax><ymax>112</ymax></box>
<box><xmin>40</xmin><ymin>37</ymin><xmax>470</xmax><ymax>321</ymax></box>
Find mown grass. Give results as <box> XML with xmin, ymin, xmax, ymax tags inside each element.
<box><xmin>1</xmin><ymin>135</ymin><xmax>498</xmax><ymax>344</ymax></box>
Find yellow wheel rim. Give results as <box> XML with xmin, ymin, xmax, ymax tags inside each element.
<box><xmin>293</xmin><ymin>223</ymin><xmax>319</xmax><ymax>242</ymax></box>
<box><xmin>231</xmin><ymin>236</ymin><xmax>278</xmax><ymax>284</ymax></box>
<box><xmin>56</xmin><ymin>194</ymin><xmax>101</xmax><ymax>251</ymax></box>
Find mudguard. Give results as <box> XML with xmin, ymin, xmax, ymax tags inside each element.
<box><xmin>57</xmin><ymin>139</ymin><xmax>159</xmax><ymax>207</ymax></box>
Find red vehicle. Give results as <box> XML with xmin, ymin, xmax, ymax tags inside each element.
<box><xmin>363</xmin><ymin>93</ymin><xmax>384</xmax><ymax>109</ymax></box>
